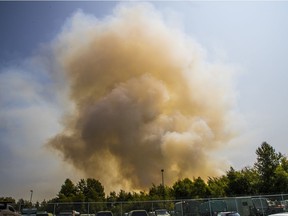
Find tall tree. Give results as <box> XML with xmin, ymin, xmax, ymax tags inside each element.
<box><xmin>77</xmin><ymin>178</ymin><xmax>105</xmax><ymax>202</ymax></box>
<box><xmin>254</xmin><ymin>142</ymin><xmax>283</xmax><ymax>193</ymax></box>
<box><xmin>86</xmin><ymin>178</ymin><xmax>105</xmax><ymax>201</ymax></box>
<box><xmin>58</xmin><ymin>178</ymin><xmax>77</xmax><ymax>200</ymax></box>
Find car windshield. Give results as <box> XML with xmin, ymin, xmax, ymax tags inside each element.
<box><xmin>226</xmin><ymin>213</ymin><xmax>240</xmax><ymax>216</ymax></box>
<box><xmin>155</xmin><ymin>210</ymin><xmax>168</xmax><ymax>215</ymax></box>
<box><xmin>97</xmin><ymin>212</ymin><xmax>113</xmax><ymax>216</ymax></box>
<box><xmin>131</xmin><ymin>211</ymin><xmax>148</xmax><ymax>216</ymax></box>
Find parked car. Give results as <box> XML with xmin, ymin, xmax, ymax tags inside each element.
<box><xmin>96</xmin><ymin>211</ymin><xmax>113</xmax><ymax>216</ymax></box>
<box><xmin>251</xmin><ymin>198</ymin><xmax>270</xmax><ymax>216</ymax></box>
<box><xmin>128</xmin><ymin>210</ymin><xmax>149</xmax><ymax>216</ymax></box>
<box><xmin>0</xmin><ymin>202</ymin><xmax>20</xmax><ymax>216</ymax></box>
<box><xmin>268</xmin><ymin>213</ymin><xmax>288</xmax><ymax>216</ymax></box>
<box><xmin>217</xmin><ymin>212</ymin><xmax>240</xmax><ymax>216</ymax></box>
<box><xmin>58</xmin><ymin>211</ymin><xmax>80</xmax><ymax>216</ymax></box>
<box><xmin>155</xmin><ymin>210</ymin><xmax>170</xmax><ymax>216</ymax></box>
<box><xmin>148</xmin><ymin>212</ymin><xmax>156</xmax><ymax>216</ymax></box>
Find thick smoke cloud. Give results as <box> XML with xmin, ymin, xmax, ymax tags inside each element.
<box><xmin>48</xmin><ymin>3</ymin><xmax>237</xmax><ymax>192</ymax></box>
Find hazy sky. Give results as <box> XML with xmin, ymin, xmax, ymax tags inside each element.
<box><xmin>1</xmin><ymin>1</ymin><xmax>288</xmax><ymax>202</ymax></box>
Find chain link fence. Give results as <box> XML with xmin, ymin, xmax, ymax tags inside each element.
<box><xmin>34</xmin><ymin>194</ymin><xmax>288</xmax><ymax>216</ymax></box>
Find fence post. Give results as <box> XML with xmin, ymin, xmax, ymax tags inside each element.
<box><xmin>53</xmin><ymin>203</ymin><xmax>56</xmax><ymax>216</ymax></box>
<box><xmin>235</xmin><ymin>198</ymin><xmax>239</xmax><ymax>213</ymax></box>
<box><xmin>208</xmin><ymin>199</ymin><xmax>212</xmax><ymax>216</ymax></box>
<box><xmin>181</xmin><ymin>201</ymin><xmax>183</xmax><ymax>216</ymax></box>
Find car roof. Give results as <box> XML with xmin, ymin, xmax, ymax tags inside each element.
<box><xmin>268</xmin><ymin>214</ymin><xmax>288</xmax><ymax>216</ymax></box>
<box><xmin>130</xmin><ymin>210</ymin><xmax>147</xmax><ymax>212</ymax></box>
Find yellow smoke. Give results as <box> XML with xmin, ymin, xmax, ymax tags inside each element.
<box><xmin>48</xmin><ymin>3</ymin><xmax>237</xmax><ymax>192</ymax></box>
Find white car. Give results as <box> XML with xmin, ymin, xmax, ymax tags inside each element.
<box><xmin>217</xmin><ymin>212</ymin><xmax>240</xmax><ymax>216</ymax></box>
<box><xmin>154</xmin><ymin>209</ymin><xmax>170</xmax><ymax>216</ymax></box>
<box><xmin>0</xmin><ymin>202</ymin><xmax>20</xmax><ymax>216</ymax></box>
<box><xmin>268</xmin><ymin>213</ymin><xmax>288</xmax><ymax>216</ymax></box>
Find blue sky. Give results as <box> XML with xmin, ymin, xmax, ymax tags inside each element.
<box><xmin>1</xmin><ymin>1</ymin><xmax>288</xmax><ymax>201</ymax></box>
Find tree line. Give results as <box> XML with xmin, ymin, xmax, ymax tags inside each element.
<box><xmin>2</xmin><ymin>142</ymin><xmax>288</xmax><ymax>210</ymax></box>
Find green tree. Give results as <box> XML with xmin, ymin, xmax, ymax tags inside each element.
<box><xmin>225</xmin><ymin>167</ymin><xmax>258</xmax><ymax>196</ymax></box>
<box><xmin>149</xmin><ymin>184</ymin><xmax>163</xmax><ymax>200</ymax></box>
<box><xmin>58</xmin><ymin>178</ymin><xmax>77</xmax><ymax>200</ymax></box>
<box><xmin>280</xmin><ymin>156</ymin><xmax>288</xmax><ymax>172</ymax></box>
<box><xmin>172</xmin><ymin>178</ymin><xmax>193</xmax><ymax>199</ymax></box>
<box><xmin>107</xmin><ymin>191</ymin><xmax>117</xmax><ymax>203</ymax></box>
<box><xmin>76</xmin><ymin>178</ymin><xmax>105</xmax><ymax>212</ymax></box>
<box><xmin>57</xmin><ymin>178</ymin><xmax>86</xmax><ymax>214</ymax></box>
<box><xmin>191</xmin><ymin>177</ymin><xmax>211</xmax><ymax>198</ymax></box>
<box><xmin>273</xmin><ymin>166</ymin><xmax>288</xmax><ymax>193</ymax></box>
<box><xmin>148</xmin><ymin>183</ymin><xmax>174</xmax><ymax>205</ymax></box>
<box><xmin>115</xmin><ymin>190</ymin><xmax>133</xmax><ymax>202</ymax></box>
<box><xmin>240</xmin><ymin>166</ymin><xmax>260</xmax><ymax>195</ymax></box>
<box><xmin>207</xmin><ymin>176</ymin><xmax>227</xmax><ymax>197</ymax></box>
<box><xmin>85</xmin><ymin>178</ymin><xmax>105</xmax><ymax>201</ymax></box>
<box><xmin>0</xmin><ymin>197</ymin><xmax>15</xmax><ymax>203</ymax></box>
<box><xmin>17</xmin><ymin>198</ymin><xmax>33</xmax><ymax>211</ymax></box>
<box><xmin>254</xmin><ymin>142</ymin><xmax>283</xmax><ymax>193</ymax></box>
<box><xmin>38</xmin><ymin>200</ymin><xmax>48</xmax><ymax>211</ymax></box>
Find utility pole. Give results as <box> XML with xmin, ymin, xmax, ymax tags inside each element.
<box><xmin>161</xmin><ymin>169</ymin><xmax>165</xmax><ymax>200</ymax></box>
<box><xmin>161</xmin><ymin>169</ymin><xmax>164</xmax><ymax>186</ymax></box>
<box><xmin>30</xmin><ymin>190</ymin><xmax>33</xmax><ymax>205</ymax></box>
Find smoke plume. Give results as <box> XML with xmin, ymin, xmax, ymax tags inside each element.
<box><xmin>48</xmin><ymin>3</ymin><xmax>237</xmax><ymax>192</ymax></box>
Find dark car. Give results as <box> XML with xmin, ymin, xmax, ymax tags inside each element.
<box><xmin>96</xmin><ymin>211</ymin><xmax>113</xmax><ymax>216</ymax></box>
<box><xmin>128</xmin><ymin>210</ymin><xmax>149</xmax><ymax>216</ymax></box>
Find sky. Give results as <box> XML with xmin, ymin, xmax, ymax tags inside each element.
<box><xmin>0</xmin><ymin>1</ymin><xmax>288</xmax><ymax>202</ymax></box>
